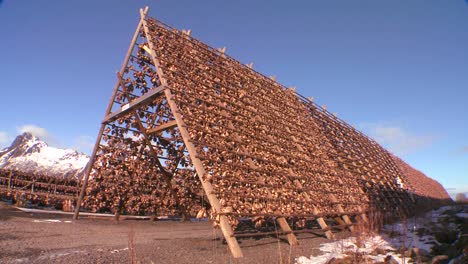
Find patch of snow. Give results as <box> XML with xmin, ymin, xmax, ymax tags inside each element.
<box><xmin>20</xmin><ymin>143</ymin><xmax>88</xmax><ymax>170</ymax></box>
<box><xmin>296</xmin><ymin>235</ymin><xmax>402</xmax><ymax>264</ymax></box>
<box><xmin>297</xmin><ymin>205</ymin><xmax>465</xmax><ymax>264</ymax></box>
<box><xmin>11</xmin><ymin>257</ymin><xmax>30</xmax><ymax>263</ymax></box>
<box><xmin>296</xmin><ymin>254</ymin><xmax>339</xmax><ymax>264</ymax></box>
<box><xmin>33</xmin><ymin>219</ymin><xmax>62</xmax><ymax>223</ymax></box>
<box><xmin>36</xmin><ymin>249</ymin><xmax>86</xmax><ymax>261</ymax></box>
<box><xmin>455</xmin><ymin>212</ymin><xmax>468</xmax><ymax>218</ymax></box>
<box><xmin>111</xmin><ymin>247</ymin><xmax>129</xmax><ymax>254</ymax></box>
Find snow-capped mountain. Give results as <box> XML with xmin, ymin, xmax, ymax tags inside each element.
<box><xmin>0</xmin><ymin>132</ymin><xmax>89</xmax><ymax>178</ymax></box>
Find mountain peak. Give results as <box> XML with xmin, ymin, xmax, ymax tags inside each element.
<box><xmin>10</xmin><ymin>131</ymin><xmax>37</xmax><ymax>146</ymax></box>
<box><xmin>3</xmin><ymin>132</ymin><xmax>48</xmax><ymax>158</ymax></box>
<box><xmin>0</xmin><ymin>133</ymin><xmax>88</xmax><ymax>179</ymax></box>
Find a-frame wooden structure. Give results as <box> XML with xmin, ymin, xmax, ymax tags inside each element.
<box><xmin>74</xmin><ymin>7</ymin><xmax>416</xmax><ymax>258</ymax></box>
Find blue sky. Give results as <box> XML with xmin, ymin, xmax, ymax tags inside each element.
<box><xmin>0</xmin><ymin>1</ymin><xmax>467</xmax><ymax>196</ymax></box>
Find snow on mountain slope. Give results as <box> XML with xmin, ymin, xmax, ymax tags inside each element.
<box><xmin>0</xmin><ymin>132</ymin><xmax>89</xmax><ymax>178</ymax></box>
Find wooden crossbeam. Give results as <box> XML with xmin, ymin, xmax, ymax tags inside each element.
<box><xmin>146</xmin><ymin>120</ymin><xmax>178</xmax><ymax>134</ymax></box>
<box><xmin>102</xmin><ymin>84</ymin><xmax>166</xmax><ymax>123</ymax></box>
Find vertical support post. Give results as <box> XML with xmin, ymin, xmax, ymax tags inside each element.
<box><xmin>163</xmin><ymin>90</ymin><xmax>243</xmax><ymax>258</ymax></box>
<box><xmin>73</xmin><ymin>6</ymin><xmax>149</xmax><ymax>220</ymax></box>
<box><xmin>8</xmin><ymin>170</ymin><xmax>12</xmax><ymax>190</ymax></box>
<box><xmin>139</xmin><ymin>10</ymin><xmax>243</xmax><ymax>258</ymax></box>
<box><xmin>114</xmin><ymin>199</ymin><xmax>122</xmax><ymax>221</ymax></box>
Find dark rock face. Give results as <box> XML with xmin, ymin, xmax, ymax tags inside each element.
<box><xmin>1</xmin><ymin>132</ymin><xmax>37</xmax><ymax>158</ymax></box>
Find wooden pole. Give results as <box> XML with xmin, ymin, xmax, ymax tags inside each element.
<box><xmin>312</xmin><ymin>206</ymin><xmax>333</xmax><ymax>239</ymax></box>
<box><xmin>73</xmin><ymin>6</ymin><xmax>149</xmax><ymax>220</ymax></box>
<box><xmin>8</xmin><ymin>170</ymin><xmax>12</xmax><ymax>190</ymax></box>
<box><xmin>277</xmin><ymin>217</ymin><xmax>299</xmax><ymax>245</ymax></box>
<box><xmin>31</xmin><ymin>178</ymin><xmax>35</xmax><ymax>193</ymax></box>
<box><xmin>139</xmin><ymin>9</ymin><xmax>243</xmax><ymax>258</ymax></box>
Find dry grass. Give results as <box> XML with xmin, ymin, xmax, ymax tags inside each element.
<box><xmin>128</xmin><ymin>226</ymin><xmax>137</xmax><ymax>264</ymax></box>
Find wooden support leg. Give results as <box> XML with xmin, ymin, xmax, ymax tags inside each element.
<box><xmin>73</xmin><ymin>7</ymin><xmax>149</xmax><ymax>221</ymax></box>
<box><xmin>114</xmin><ymin>210</ymin><xmax>121</xmax><ymax>221</ymax></box>
<box><xmin>334</xmin><ymin>217</ymin><xmax>346</xmax><ymax>227</ymax></box>
<box><xmin>359</xmin><ymin>212</ymin><xmax>368</xmax><ymax>223</ymax></box>
<box><xmin>277</xmin><ymin>217</ymin><xmax>298</xmax><ymax>246</ymax></box>
<box><xmin>140</xmin><ymin>10</ymin><xmax>243</xmax><ymax>257</ymax></box>
<box><xmin>220</xmin><ymin>216</ymin><xmax>243</xmax><ymax>258</ymax></box>
<box><xmin>313</xmin><ymin>206</ymin><xmax>333</xmax><ymax>239</ymax></box>
<box><xmin>329</xmin><ymin>194</ymin><xmax>354</xmax><ymax>232</ymax></box>
<box><xmin>317</xmin><ymin>218</ymin><xmax>334</xmax><ymax>239</ymax></box>
<box><xmin>341</xmin><ymin>214</ymin><xmax>354</xmax><ymax>232</ymax></box>
<box><xmin>114</xmin><ymin>200</ymin><xmax>122</xmax><ymax>221</ymax></box>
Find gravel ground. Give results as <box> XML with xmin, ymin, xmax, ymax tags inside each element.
<box><xmin>0</xmin><ymin>201</ymin><xmax>331</xmax><ymax>264</ymax></box>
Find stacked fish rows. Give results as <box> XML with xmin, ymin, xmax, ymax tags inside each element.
<box><xmin>82</xmin><ymin>17</ymin><xmax>449</xmax><ymax>230</ymax></box>
<box><xmin>0</xmin><ymin>169</ymin><xmax>78</xmax><ymax>208</ymax></box>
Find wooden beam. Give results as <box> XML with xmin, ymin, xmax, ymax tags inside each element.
<box><xmin>7</xmin><ymin>171</ymin><xmax>12</xmax><ymax>190</ymax></box>
<box><xmin>329</xmin><ymin>194</ymin><xmax>354</xmax><ymax>232</ymax></box>
<box><xmin>313</xmin><ymin>206</ymin><xmax>334</xmax><ymax>239</ymax></box>
<box><xmin>277</xmin><ymin>217</ymin><xmax>299</xmax><ymax>246</ymax></box>
<box><xmin>73</xmin><ymin>6</ymin><xmax>150</xmax><ymax>221</ymax></box>
<box><xmin>333</xmin><ymin>217</ymin><xmax>347</xmax><ymax>229</ymax></box>
<box><xmin>163</xmin><ymin>90</ymin><xmax>243</xmax><ymax>258</ymax></box>
<box><xmin>139</xmin><ymin>10</ymin><xmax>243</xmax><ymax>258</ymax></box>
<box><xmin>146</xmin><ymin>120</ymin><xmax>178</xmax><ymax>134</ymax></box>
<box><xmin>102</xmin><ymin>84</ymin><xmax>166</xmax><ymax>123</ymax></box>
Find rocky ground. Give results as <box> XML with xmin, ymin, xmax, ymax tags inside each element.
<box><xmin>0</xmin><ymin>201</ymin><xmax>330</xmax><ymax>264</ymax></box>
<box><xmin>0</xmin><ymin>201</ymin><xmax>466</xmax><ymax>264</ymax></box>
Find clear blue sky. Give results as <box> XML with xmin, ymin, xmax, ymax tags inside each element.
<box><xmin>1</xmin><ymin>0</ymin><xmax>467</xmax><ymax>196</ymax></box>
